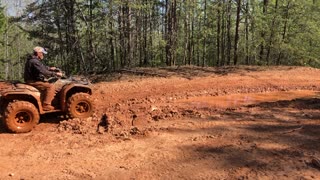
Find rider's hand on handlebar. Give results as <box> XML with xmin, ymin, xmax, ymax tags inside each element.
<box><xmin>49</xmin><ymin>67</ymin><xmax>57</xmax><ymax>71</ymax></box>
<box><xmin>56</xmin><ymin>72</ymin><xmax>63</xmax><ymax>77</ymax></box>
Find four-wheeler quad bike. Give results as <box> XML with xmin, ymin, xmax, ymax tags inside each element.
<box><xmin>0</xmin><ymin>74</ymin><xmax>94</xmax><ymax>133</ymax></box>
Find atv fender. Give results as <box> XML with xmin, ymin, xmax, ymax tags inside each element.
<box><xmin>0</xmin><ymin>92</ymin><xmax>42</xmax><ymax>114</ymax></box>
<box><xmin>60</xmin><ymin>83</ymin><xmax>92</xmax><ymax>112</ymax></box>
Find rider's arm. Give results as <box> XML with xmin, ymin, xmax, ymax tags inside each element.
<box><xmin>32</xmin><ymin>59</ymin><xmax>56</xmax><ymax>77</ymax></box>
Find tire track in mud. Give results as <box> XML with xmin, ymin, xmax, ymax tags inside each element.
<box><xmin>58</xmin><ymin>85</ymin><xmax>318</xmax><ymax>136</ymax></box>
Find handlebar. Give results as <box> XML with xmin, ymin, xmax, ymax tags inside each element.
<box><xmin>47</xmin><ymin>68</ymin><xmax>67</xmax><ymax>83</ymax></box>
<box><xmin>52</xmin><ymin>68</ymin><xmax>62</xmax><ymax>73</ymax></box>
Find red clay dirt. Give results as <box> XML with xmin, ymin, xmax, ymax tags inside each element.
<box><xmin>1</xmin><ymin>66</ymin><xmax>320</xmax><ymax>179</ymax></box>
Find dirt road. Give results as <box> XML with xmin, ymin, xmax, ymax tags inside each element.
<box><xmin>1</xmin><ymin>66</ymin><xmax>320</xmax><ymax>179</ymax></box>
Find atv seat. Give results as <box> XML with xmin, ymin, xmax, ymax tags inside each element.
<box><xmin>14</xmin><ymin>83</ymin><xmax>40</xmax><ymax>92</ymax></box>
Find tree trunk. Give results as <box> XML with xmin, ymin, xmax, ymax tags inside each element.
<box><xmin>266</xmin><ymin>0</ymin><xmax>278</xmax><ymax>65</ymax></box>
<box><xmin>183</xmin><ymin>0</ymin><xmax>189</xmax><ymax>65</ymax></box>
<box><xmin>88</xmin><ymin>0</ymin><xmax>94</xmax><ymax>66</ymax></box>
<box><xmin>126</xmin><ymin>1</ymin><xmax>132</xmax><ymax>67</ymax></box>
<box><xmin>226</xmin><ymin>0</ymin><xmax>232</xmax><ymax>65</ymax></box>
<box><xmin>233</xmin><ymin>0</ymin><xmax>241</xmax><ymax>65</ymax></box>
<box><xmin>277</xmin><ymin>1</ymin><xmax>290</xmax><ymax>65</ymax></box>
<box><xmin>245</xmin><ymin>0</ymin><xmax>250</xmax><ymax>65</ymax></box>
<box><xmin>216</xmin><ymin>0</ymin><xmax>221</xmax><ymax>66</ymax></box>
<box><xmin>143</xmin><ymin>0</ymin><xmax>148</xmax><ymax>65</ymax></box>
<box><xmin>189</xmin><ymin>0</ymin><xmax>195</xmax><ymax>65</ymax></box>
<box><xmin>259</xmin><ymin>0</ymin><xmax>269</xmax><ymax>62</ymax></box>
<box><xmin>4</xmin><ymin>24</ymin><xmax>9</xmax><ymax>80</ymax></box>
<box><xmin>108</xmin><ymin>0</ymin><xmax>115</xmax><ymax>70</ymax></box>
<box><xmin>202</xmin><ymin>0</ymin><xmax>207</xmax><ymax>67</ymax></box>
<box><xmin>220</xmin><ymin>0</ymin><xmax>226</xmax><ymax>66</ymax></box>
<box><xmin>165</xmin><ymin>0</ymin><xmax>171</xmax><ymax>66</ymax></box>
<box><xmin>197</xmin><ymin>16</ymin><xmax>201</xmax><ymax>66</ymax></box>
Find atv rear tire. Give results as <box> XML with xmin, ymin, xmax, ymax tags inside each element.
<box><xmin>67</xmin><ymin>93</ymin><xmax>94</xmax><ymax>118</ymax></box>
<box><xmin>4</xmin><ymin>101</ymin><xmax>40</xmax><ymax>133</ymax></box>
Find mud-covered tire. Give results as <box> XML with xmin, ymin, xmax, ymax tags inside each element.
<box><xmin>67</xmin><ymin>93</ymin><xmax>94</xmax><ymax>118</ymax></box>
<box><xmin>4</xmin><ymin>101</ymin><xmax>40</xmax><ymax>133</ymax></box>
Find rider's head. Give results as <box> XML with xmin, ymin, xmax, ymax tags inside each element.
<box><xmin>33</xmin><ymin>46</ymin><xmax>47</xmax><ymax>60</ymax></box>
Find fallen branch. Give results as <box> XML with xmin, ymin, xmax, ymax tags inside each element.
<box><xmin>281</xmin><ymin>126</ymin><xmax>304</xmax><ymax>134</ymax></box>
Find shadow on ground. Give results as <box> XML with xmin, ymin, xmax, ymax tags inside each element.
<box><xmin>165</xmin><ymin>97</ymin><xmax>320</xmax><ymax>178</ymax></box>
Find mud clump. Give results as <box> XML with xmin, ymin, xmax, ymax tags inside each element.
<box><xmin>100</xmin><ymin>114</ymin><xmax>127</xmax><ymax>134</ymax></box>
<box><xmin>57</xmin><ymin>115</ymin><xmax>100</xmax><ymax>134</ymax></box>
<box><xmin>150</xmin><ymin>105</ymin><xmax>180</xmax><ymax>121</ymax></box>
<box><xmin>55</xmin><ymin>105</ymin><xmax>207</xmax><ymax>136</ymax></box>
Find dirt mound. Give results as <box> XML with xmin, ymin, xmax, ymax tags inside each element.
<box><xmin>57</xmin><ymin>117</ymin><xmax>99</xmax><ymax>134</ymax></box>
<box><xmin>56</xmin><ymin>104</ymin><xmax>205</xmax><ymax>137</ymax></box>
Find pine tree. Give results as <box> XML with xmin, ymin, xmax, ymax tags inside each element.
<box><xmin>4</xmin><ymin>0</ymin><xmax>319</xmax><ymax>76</ymax></box>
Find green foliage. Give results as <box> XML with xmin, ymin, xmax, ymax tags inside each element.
<box><xmin>0</xmin><ymin>1</ymin><xmax>35</xmax><ymax>80</ymax></box>
<box><xmin>0</xmin><ymin>3</ymin><xmax>5</xmax><ymax>33</ymax></box>
<box><xmin>0</xmin><ymin>0</ymin><xmax>319</xmax><ymax>79</ymax></box>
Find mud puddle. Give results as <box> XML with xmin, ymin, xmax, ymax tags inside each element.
<box><xmin>177</xmin><ymin>90</ymin><xmax>319</xmax><ymax>109</ymax></box>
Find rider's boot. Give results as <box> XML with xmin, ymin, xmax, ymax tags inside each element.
<box><xmin>43</xmin><ymin>103</ymin><xmax>55</xmax><ymax>111</ymax></box>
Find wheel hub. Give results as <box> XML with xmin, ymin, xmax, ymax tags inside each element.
<box><xmin>16</xmin><ymin>112</ymin><xmax>31</xmax><ymax>124</ymax></box>
<box><xmin>76</xmin><ymin>102</ymin><xmax>90</xmax><ymax>114</ymax></box>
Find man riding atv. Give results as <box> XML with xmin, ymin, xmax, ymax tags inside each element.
<box><xmin>0</xmin><ymin>46</ymin><xmax>94</xmax><ymax>133</ymax></box>
<box><xmin>24</xmin><ymin>46</ymin><xmax>63</xmax><ymax>111</ymax></box>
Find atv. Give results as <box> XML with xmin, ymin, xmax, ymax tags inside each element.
<box><xmin>0</xmin><ymin>73</ymin><xmax>94</xmax><ymax>133</ymax></box>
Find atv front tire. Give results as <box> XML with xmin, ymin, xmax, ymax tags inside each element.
<box><xmin>67</xmin><ymin>93</ymin><xmax>94</xmax><ymax>118</ymax></box>
<box><xmin>4</xmin><ymin>101</ymin><xmax>40</xmax><ymax>133</ymax></box>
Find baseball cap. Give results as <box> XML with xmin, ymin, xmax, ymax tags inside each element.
<box><xmin>33</xmin><ymin>46</ymin><xmax>48</xmax><ymax>54</ymax></box>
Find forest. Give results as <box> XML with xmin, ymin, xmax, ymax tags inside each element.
<box><xmin>0</xmin><ymin>0</ymin><xmax>319</xmax><ymax>80</ymax></box>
